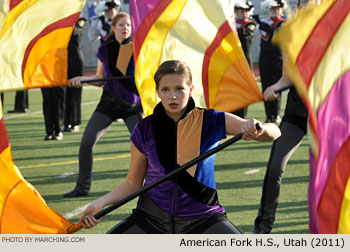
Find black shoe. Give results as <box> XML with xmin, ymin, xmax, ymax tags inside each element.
<box><xmin>64</xmin><ymin>189</ymin><xmax>88</xmax><ymax>198</ymax></box>
<box><xmin>44</xmin><ymin>134</ymin><xmax>53</xmax><ymax>140</ymax></box>
<box><xmin>8</xmin><ymin>108</ymin><xmax>27</xmax><ymax>113</ymax></box>
<box><xmin>63</xmin><ymin>126</ymin><xmax>71</xmax><ymax>132</ymax></box>
<box><xmin>53</xmin><ymin>132</ymin><xmax>63</xmax><ymax>140</ymax></box>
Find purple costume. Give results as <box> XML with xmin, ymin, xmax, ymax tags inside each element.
<box><xmin>107</xmin><ymin>98</ymin><xmax>242</xmax><ymax>233</ymax></box>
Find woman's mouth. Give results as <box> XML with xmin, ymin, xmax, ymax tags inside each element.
<box><xmin>169</xmin><ymin>103</ymin><xmax>178</xmax><ymax>109</ymax></box>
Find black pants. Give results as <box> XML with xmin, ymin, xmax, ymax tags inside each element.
<box><xmin>14</xmin><ymin>91</ymin><xmax>28</xmax><ymax>110</ymax></box>
<box><xmin>66</xmin><ymin>50</ymin><xmax>83</xmax><ymax>128</ymax></box>
<box><xmin>107</xmin><ymin>212</ymin><xmax>243</xmax><ymax>234</ymax></box>
<box><xmin>254</xmin><ymin>120</ymin><xmax>306</xmax><ymax>233</ymax></box>
<box><xmin>41</xmin><ymin>87</ymin><xmax>65</xmax><ymax>135</ymax></box>
<box><xmin>64</xmin><ymin>86</ymin><xmax>82</xmax><ymax>127</ymax></box>
<box><xmin>259</xmin><ymin>51</ymin><xmax>282</xmax><ymax>121</ymax></box>
<box><xmin>75</xmin><ymin>91</ymin><xmax>144</xmax><ymax>193</ymax></box>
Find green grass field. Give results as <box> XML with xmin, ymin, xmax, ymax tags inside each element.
<box><xmin>2</xmin><ymin>86</ymin><xmax>310</xmax><ymax>234</ymax></box>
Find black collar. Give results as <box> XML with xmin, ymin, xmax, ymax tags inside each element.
<box><xmin>151</xmin><ymin>97</ymin><xmax>195</xmax><ymax>172</ymax></box>
<box><xmin>107</xmin><ymin>35</ymin><xmax>132</xmax><ymax>45</ymax></box>
<box><xmin>153</xmin><ymin>97</ymin><xmax>195</xmax><ymax>122</ymax></box>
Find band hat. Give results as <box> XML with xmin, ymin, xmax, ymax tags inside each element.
<box><xmin>235</xmin><ymin>0</ymin><xmax>254</xmax><ymax>15</ymax></box>
<box><xmin>261</xmin><ymin>0</ymin><xmax>287</xmax><ymax>10</ymax></box>
<box><xmin>235</xmin><ymin>0</ymin><xmax>254</xmax><ymax>10</ymax></box>
<box><xmin>94</xmin><ymin>0</ymin><xmax>120</xmax><ymax>16</ymax></box>
<box><xmin>106</xmin><ymin>0</ymin><xmax>121</xmax><ymax>8</ymax></box>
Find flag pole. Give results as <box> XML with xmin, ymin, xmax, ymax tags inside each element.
<box><xmin>93</xmin><ymin>122</ymin><xmax>262</xmax><ymax>219</ymax></box>
<box><xmin>81</xmin><ymin>76</ymin><xmax>133</xmax><ymax>83</ymax></box>
<box><xmin>67</xmin><ymin>123</ymin><xmax>261</xmax><ymax>233</ymax></box>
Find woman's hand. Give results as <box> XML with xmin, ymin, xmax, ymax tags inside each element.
<box><xmin>240</xmin><ymin>119</ymin><xmax>265</xmax><ymax>141</ymax></box>
<box><xmin>68</xmin><ymin>76</ymin><xmax>86</xmax><ymax>88</ymax></box>
<box><xmin>79</xmin><ymin>200</ymin><xmax>104</xmax><ymax>229</ymax></box>
<box><xmin>264</xmin><ymin>86</ymin><xmax>278</xmax><ymax>101</ymax></box>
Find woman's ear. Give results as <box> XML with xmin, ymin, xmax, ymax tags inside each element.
<box><xmin>189</xmin><ymin>84</ymin><xmax>194</xmax><ymax>97</ymax></box>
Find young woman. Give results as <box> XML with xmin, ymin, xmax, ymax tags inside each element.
<box><xmin>232</xmin><ymin>0</ymin><xmax>256</xmax><ymax>118</ymax></box>
<box><xmin>79</xmin><ymin>60</ymin><xmax>281</xmax><ymax>233</ymax></box>
<box><xmin>64</xmin><ymin>13</ymin><xmax>143</xmax><ymax>198</ymax></box>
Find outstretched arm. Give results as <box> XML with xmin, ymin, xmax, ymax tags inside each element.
<box><xmin>79</xmin><ymin>142</ymin><xmax>147</xmax><ymax>228</ymax></box>
<box><xmin>225</xmin><ymin>113</ymin><xmax>281</xmax><ymax>142</ymax></box>
<box><xmin>68</xmin><ymin>59</ymin><xmax>105</xmax><ymax>88</ymax></box>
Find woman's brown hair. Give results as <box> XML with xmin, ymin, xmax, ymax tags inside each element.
<box><xmin>154</xmin><ymin>60</ymin><xmax>192</xmax><ymax>89</ymax></box>
<box><xmin>110</xmin><ymin>12</ymin><xmax>130</xmax><ymax>35</ymax></box>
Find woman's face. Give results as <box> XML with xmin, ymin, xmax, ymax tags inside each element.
<box><xmin>112</xmin><ymin>17</ymin><xmax>131</xmax><ymax>43</ymax></box>
<box><xmin>157</xmin><ymin>74</ymin><xmax>193</xmax><ymax>121</ymax></box>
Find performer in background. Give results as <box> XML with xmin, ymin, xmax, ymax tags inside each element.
<box><xmin>232</xmin><ymin>0</ymin><xmax>256</xmax><ymax>118</ymax></box>
<box><xmin>41</xmin><ymin>86</ymin><xmax>65</xmax><ymax>141</ymax></box>
<box><xmin>255</xmin><ymin>0</ymin><xmax>287</xmax><ymax>123</ymax></box>
<box><xmin>64</xmin><ymin>17</ymin><xmax>87</xmax><ymax>133</ymax></box>
<box><xmin>88</xmin><ymin>0</ymin><xmax>120</xmax><ymax>45</ymax></box>
<box><xmin>235</xmin><ymin>0</ymin><xmax>256</xmax><ymax>70</ymax></box>
<box><xmin>7</xmin><ymin>91</ymin><xmax>29</xmax><ymax>113</ymax></box>
<box><xmin>64</xmin><ymin>13</ymin><xmax>143</xmax><ymax>198</ymax></box>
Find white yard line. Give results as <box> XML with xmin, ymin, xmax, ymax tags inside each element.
<box><xmin>244</xmin><ymin>169</ymin><xmax>261</xmax><ymax>175</ymax></box>
<box><xmin>63</xmin><ymin>204</ymin><xmax>90</xmax><ymax>220</ymax></box>
<box><xmin>56</xmin><ymin>172</ymin><xmax>76</xmax><ymax>178</ymax></box>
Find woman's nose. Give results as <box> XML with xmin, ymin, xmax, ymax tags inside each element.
<box><xmin>168</xmin><ymin>91</ymin><xmax>177</xmax><ymax>98</ymax></box>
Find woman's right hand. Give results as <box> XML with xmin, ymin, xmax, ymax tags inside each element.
<box><xmin>263</xmin><ymin>86</ymin><xmax>278</xmax><ymax>101</ymax></box>
<box><xmin>79</xmin><ymin>200</ymin><xmax>104</xmax><ymax>229</ymax></box>
<box><xmin>68</xmin><ymin>76</ymin><xmax>85</xmax><ymax>88</ymax></box>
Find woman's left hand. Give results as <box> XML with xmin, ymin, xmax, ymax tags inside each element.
<box><xmin>240</xmin><ymin>119</ymin><xmax>265</xmax><ymax>140</ymax></box>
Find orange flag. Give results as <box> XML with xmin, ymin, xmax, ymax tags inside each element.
<box><xmin>0</xmin><ymin>118</ymin><xmax>81</xmax><ymax>234</ymax></box>
<box><xmin>0</xmin><ymin>0</ymin><xmax>86</xmax><ymax>233</ymax></box>
<box><xmin>0</xmin><ymin>0</ymin><xmax>86</xmax><ymax>91</ymax></box>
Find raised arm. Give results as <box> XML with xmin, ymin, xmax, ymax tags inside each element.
<box><xmin>225</xmin><ymin>113</ymin><xmax>281</xmax><ymax>142</ymax></box>
<box><xmin>80</xmin><ymin>142</ymin><xmax>147</xmax><ymax>228</ymax></box>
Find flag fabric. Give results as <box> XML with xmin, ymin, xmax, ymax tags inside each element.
<box><xmin>0</xmin><ymin>0</ymin><xmax>86</xmax><ymax>92</ymax></box>
<box><xmin>0</xmin><ymin>116</ymin><xmax>81</xmax><ymax>234</ymax></box>
<box><xmin>274</xmin><ymin>0</ymin><xmax>350</xmax><ymax>234</ymax></box>
<box><xmin>0</xmin><ymin>0</ymin><xmax>86</xmax><ymax>234</ymax></box>
<box><xmin>130</xmin><ymin>0</ymin><xmax>263</xmax><ymax>116</ymax></box>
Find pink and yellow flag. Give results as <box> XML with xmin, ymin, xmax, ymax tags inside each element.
<box><xmin>274</xmin><ymin>0</ymin><xmax>350</xmax><ymax>234</ymax></box>
<box><xmin>0</xmin><ymin>0</ymin><xmax>86</xmax><ymax>91</ymax></box>
<box><xmin>130</xmin><ymin>0</ymin><xmax>263</xmax><ymax>116</ymax></box>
